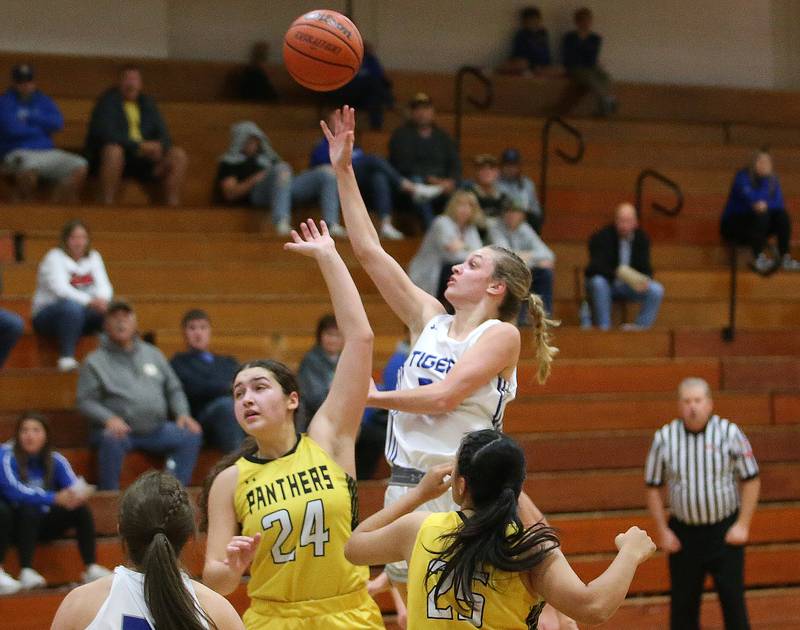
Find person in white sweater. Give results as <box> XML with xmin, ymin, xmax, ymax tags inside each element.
<box><xmin>407</xmin><ymin>190</ymin><xmax>485</xmax><ymax>300</ymax></box>
<box><xmin>31</xmin><ymin>220</ymin><xmax>113</xmax><ymax>371</ymax></box>
<box><xmin>488</xmin><ymin>203</ymin><xmax>555</xmax><ymax>318</ymax></box>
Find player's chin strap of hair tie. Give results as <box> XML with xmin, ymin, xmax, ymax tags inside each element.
<box><xmin>151</xmin><ymin>526</ymin><xmax>167</xmax><ymax>539</ymax></box>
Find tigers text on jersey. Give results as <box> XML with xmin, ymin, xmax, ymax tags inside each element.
<box><xmin>86</xmin><ymin>565</ymin><xmax>207</xmax><ymax>629</ymax></box>
<box><xmin>234</xmin><ymin>434</ymin><xmax>369</xmax><ymax>607</ymax></box>
<box><xmin>406</xmin><ymin>512</ymin><xmax>544</xmax><ymax>629</ymax></box>
<box><xmin>386</xmin><ymin>314</ymin><xmax>517</xmax><ymax>470</ymax></box>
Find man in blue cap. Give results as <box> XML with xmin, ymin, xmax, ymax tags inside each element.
<box><xmin>497</xmin><ymin>148</ymin><xmax>543</xmax><ymax>232</ymax></box>
<box><xmin>0</xmin><ymin>64</ymin><xmax>87</xmax><ymax>202</ymax></box>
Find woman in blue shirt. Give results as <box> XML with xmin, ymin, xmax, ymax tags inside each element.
<box><xmin>0</xmin><ymin>412</ymin><xmax>109</xmax><ymax>589</ymax></box>
<box><xmin>721</xmin><ymin>149</ymin><xmax>800</xmax><ymax>273</ymax></box>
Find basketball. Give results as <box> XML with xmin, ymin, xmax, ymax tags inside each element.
<box><xmin>283</xmin><ymin>9</ymin><xmax>364</xmax><ymax>91</ymax></box>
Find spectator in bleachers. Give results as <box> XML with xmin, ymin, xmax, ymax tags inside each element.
<box><xmin>31</xmin><ymin>220</ymin><xmax>113</xmax><ymax>372</ymax></box>
<box><xmin>500</xmin><ymin>6</ymin><xmax>557</xmax><ymax>76</ymax></box>
<box><xmin>217</xmin><ymin>120</ymin><xmax>345</xmax><ymax>236</ymax></box>
<box><xmin>85</xmin><ymin>65</ymin><xmax>187</xmax><ymax>206</ymax></box>
<box><xmin>0</xmin><ymin>64</ymin><xmax>87</xmax><ymax>203</ymax></box>
<box><xmin>355</xmin><ymin>334</ymin><xmax>409</xmax><ymax>481</ymax></box>
<box><xmin>464</xmin><ymin>153</ymin><xmax>511</xmax><ymax>219</ymax></box>
<box><xmin>0</xmin><ymin>412</ymin><xmax>111</xmax><ymax>589</ymax></box>
<box><xmin>297</xmin><ymin>314</ymin><xmax>342</xmax><ymax>430</ymax></box>
<box><xmin>77</xmin><ymin>300</ymin><xmax>202</xmax><ymax>491</ymax></box>
<box><xmin>0</xmin><ymin>308</ymin><xmax>24</xmax><ymax>368</ymax></box>
<box><xmin>488</xmin><ymin>203</ymin><xmax>555</xmax><ymax>318</ymax></box>
<box><xmin>645</xmin><ymin>377</ymin><xmax>760</xmax><ymax>630</ymax></box>
<box><xmin>408</xmin><ymin>190</ymin><xmax>484</xmax><ymax>300</ymax></box>
<box><xmin>311</xmin><ymin>111</ymin><xmax>440</xmax><ymax>240</ymax></box>
<box><xmin>585</xmin><ymin>203</ymin><xmax>664</xmax><ymax>330</ymax></box>
<box><xmin>331</xmin><ymin>42</ymin><xmax>394</xmax><ymax>130</ymax></box>
<box><xmin>389</xmin><ymin>93</ymin><xmax>460</xmax><ymax>228</ymax></box>
<box><xmin>721</xmin><ymin>149</ymin><xmax>800</xmax><ymax>274</ymax></box>
<box><xmin>562</xmin><ymin>8</ymin><xmax>617</xmax><ymax>117</ymax></box>
<box><xmin>239</xmin><ymin>41</ymin><xmax>278</xmax><ymax>102</ymax></box>
<box><xmin>170</xmin><ymin>309</ymin><xmax>243</xmax><ymax>454</ymax></box>
<box><xmin>497</xmin><ymin>148</ymin><xmax>543</xmax><ymax>232</ymax></box>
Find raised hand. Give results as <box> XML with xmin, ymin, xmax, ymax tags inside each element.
<box><xmin>284</xmin><ymin>218</ymin><xmax>337</xmax><ymax>259</ymax></box>
<box><xmin>224</xmin><ymin>533</ymin><xmax>261</xmax><ymax>574</ymax></box>
<box><xmin>321</xmin><ymin>105</ymin><xmax>356</xmax><ymax>171</ymax></box>
<box><xmin>413</xmin><ymin>462</ymin><xmax>454</xmax><ymax>503</ymax></box>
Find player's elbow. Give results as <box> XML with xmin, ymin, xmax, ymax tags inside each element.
<box><xmin>343</xmin><ymin>536</ymin><xmax>360</xmax><ymax>565</ymax></box>
<box><xmin>576</xmin><ymin>596</ymin><xmax>617</xmax><ymax>625</ymax></box>
<box><xmin>202</xmin><ymin>563</ymin><xmax>235</xmax><ymax>596</ymax></box>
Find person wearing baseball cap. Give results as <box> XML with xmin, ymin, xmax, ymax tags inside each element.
<box><xmin>0</xmin><ymin>64</ymin><xmax>88</xmax><ymax>202</ymax></box>
<box><xmin>77</xmin><ymin>298</ymin><xmax>203</xmax><ymax>491</ymax></box>
<box><xmin>388</xmin><ymin>91</ymin><xmax>460</xmax><ymax>228</ymax></box>
<box><xmin>497</xmin><ymin>148</ymin><xmax>543</xmax><ymax>232</ymax></box>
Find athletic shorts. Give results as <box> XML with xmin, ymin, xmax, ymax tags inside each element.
<box><xmin>243</xmin><ymin>588</ymin><xmax>383</xmax><ymax>630</ymax></box>
<box><xmin>383</xmin><ymin>466</ymin><xmax>458</xmax><ymax>584</ymax></box>
<box><xmin>3</xmin><ymin>148</ymin><xmax>87</xmax><ymax>181</ymax></box>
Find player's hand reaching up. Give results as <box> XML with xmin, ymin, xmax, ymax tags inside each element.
<box><xmin>224</xmin><ymin>533</ymin><xmax>261</xmax><ymax>574</ymax></box>
<box><xmin>321</xmin><ymin>105</ymin><xmax>355</xmax><ymax>171</ymax></box>
<box><xmin>284</xmin><ymin>219</ymin><xmax>336</xmax><ymax>259</ymax></box>
<box><xmin>413</xmin><ymin>462</ymin><xmax>454</xmax><ymax>503</ymax></box>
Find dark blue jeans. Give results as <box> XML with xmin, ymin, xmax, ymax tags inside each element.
<box><xmin>353</xmin><ymin>155</ymin><xmax>405</xmax><ymax>219</ymax></box>
<box><xmin>0</xmin><ymin>308</ymin><xmax>24</xmax><ymax>367</ymax></box>
<box><xmin>91</xmin><ymin>421</ymin><xmax>202</xmax><ymax>490</ymax></box>
<box><xmin>32</xmin><ymin>299</ymin><xmax>104</xmax><ymax>358</ymax></box>
<box><xmin>197</xmin><ymin>395</ymin><xmax>245</xmax><ymax>454</ymax></box>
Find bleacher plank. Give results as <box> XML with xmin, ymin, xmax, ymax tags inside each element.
<box><xmin>723</xmin><ymin>357</ymin><xmax>800</xmax><ymax>392</ymax></box>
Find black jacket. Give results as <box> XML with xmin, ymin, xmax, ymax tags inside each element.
<box><xmin>389</xmin><ymin>122</ymin><xmax>460</xmax><ymax>181</ymax></box>
<box><xmin>585</xmin><ymin>224</ymin><xmax>653</xmax><ymax>281</ymax></box>
<box><xmin>170</xmin><ymin>351</ymin><xmax>239</xmax><ymax>417</ymax></box>
<box><xmin>85</xmin><ymin>88</ymin><xmax>171</xmax><ymax>163</ymax></box>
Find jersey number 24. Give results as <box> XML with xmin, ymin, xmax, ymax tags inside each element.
<box><xmin>261</xmin><ymin>499</ymin><xmax>330</xmax><ymax>563</ymax></box>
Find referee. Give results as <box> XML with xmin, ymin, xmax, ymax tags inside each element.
<box><xmin>645</xmin><ymin>377</ymin><xmax>760</xmax><ymax>630</ymax></box>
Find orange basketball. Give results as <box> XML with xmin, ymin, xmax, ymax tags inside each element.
<box><xmin>283</xmin><ymin>9</ymin><xmax>364</xmax><ymax>92</ymax></box>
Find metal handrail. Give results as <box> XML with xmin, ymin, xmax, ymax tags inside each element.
<box><xmin>539</xmin><ymin>116</ymin><xmax>585</xmax><ymax>225</ymax></box>
<box><xmin>454</xmin><ymin>66</ymin><xmax>493</xmax><ymax>152</ymax></box>
<box><xmin>635</xmin><ymin>169</ymin><xmax>684</xmax><ymax>217</ymax></box>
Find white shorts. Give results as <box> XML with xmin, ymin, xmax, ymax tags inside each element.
<box><xmin>3</xmin><ymin>148</ymin><xmax>87</xmax><ymax>181</ymax></box>
<box><xmin>383</xmin><ymin>479</ymin><xmax>458</xmax><ymax>584</ymax></box>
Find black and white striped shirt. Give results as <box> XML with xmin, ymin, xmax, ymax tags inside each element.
<box><xmin>644</xmin><ymin>415</ymin><xmax>759</xmax><ymax>525</ymax></box>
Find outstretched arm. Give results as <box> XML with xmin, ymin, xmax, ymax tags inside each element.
<box><xmin>322</xmin><ymin>106</ymin><xmax>444</xmax><ymax>336</ymax></box>
<box><xmin>285</xmin><ymin>220</ymin><xmax>373</xmax><ymax>477</ymax></box>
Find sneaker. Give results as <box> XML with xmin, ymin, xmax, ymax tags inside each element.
<box><xmin>412</xmin><ymin>183</ymin><xmax>444</xmax><ymax>203</ymax></box>
<box><xmin>620</xmin><ymin>323</ymin><xmax>645</xmax><ymax>332</ymax></box>
<box><xmin>782</xmin><ymin>254</ymin><xmax>800</xmax><ymax>271</ymax></box>
<box><xmin>0</xmin><ymin>568</ymin><xmax>21</xmax><ymax>595</ymax></box>
<box><xmin>57</xmin><ymin>357</ymin><xmax>79</xmax><ymax>372</ymax></box>
<box><xmin>275</xmin><ymin>219</ymin><xmax>291</xmax><ymax>236</ymax></box>
<box><xmin>328</xmin><ymin>224</ymin><xmax>348</xmax><ymax>239</ymax></box>
<box><xmin>81</xmin><ymin>564</ymin><xmax>112</xmax><ymax>583</ymax></box>
<box><xmin>750</xmin><ymin>252</ymin><xmax>773</xmax><ymax>275</ymax></box>
<box><xmin>380</xmin><ymin>222</ymin><xmax>404</xmax><ymax>240</ymax></box>
<box><xmin>18</xmin><ymin>567</ymin><xmax>46</xmax><ymax>590</ymax></box>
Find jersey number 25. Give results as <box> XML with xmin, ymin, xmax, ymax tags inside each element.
<box><xmin>260</xmin><ymin>499</ymin><xmax>330</xmax><ymax>563</ymax></box>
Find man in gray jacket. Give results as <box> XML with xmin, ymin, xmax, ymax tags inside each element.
<box><xmin>77</xmin><ymin>300</ymin><xmax>202</xmax><ymax>490</ymax></box>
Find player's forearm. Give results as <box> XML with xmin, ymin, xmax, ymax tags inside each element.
<box><xmin>315</xmin><ymin>248</ymin><xmax>372</xmax><ymax>343</ymax></box>
<box><xmin>202</xmin><ymin>561</ymin><xmax>243</xmax><ymax>596</ymax></box>
<box><xmin>368</xmin><ymin>381</ymin><xmax>458</xmax><ymax>414</ymax></box>
<box><xmin>737</xmin><ymin>477</ymin><xmax>760</xmax><ymax>528</ymax></box>
<box><xmin>579</xmin><ymin>549</ymin><xmax>641</xmax><ymax>624</ymax></box>
<box><xmin>333</xmin><ymin>165</ymin><xmax>382</xmax><ymax>258</ymax></box>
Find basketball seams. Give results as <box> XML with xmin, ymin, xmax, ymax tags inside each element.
<box><xmin>284</xmin><ymin>42</ymin><xmax>358</xmax><ymax>73</ymax></box>
<box><xmin>292</xmin><ymin>21</ymin><xmax>363</xmax><ymax>62</ymax></box>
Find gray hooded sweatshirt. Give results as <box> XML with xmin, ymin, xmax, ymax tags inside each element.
<box><xmin>77</xmin><ymin>336</ymin><xmax>190</xmax><ymax>435</ymax></box>
<box><xmin>219</xmin><ymin>120</ymin><xmax>281</xmax><ymax>169</ymax></box>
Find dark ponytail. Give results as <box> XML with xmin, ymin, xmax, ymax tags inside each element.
<box><xmin>199</xmin><ymin>358</ymin><xmax>300</xmax><ymax>531</ymax></box>
<box><xmin>120</xmin><ymin>472</ymin><xmax>217</xmax><ymax>630</ymax></box>
<box><xmin>428</xmin><ymin>429</ymin><xmax>560</xmax><ymax>610</ymax></box>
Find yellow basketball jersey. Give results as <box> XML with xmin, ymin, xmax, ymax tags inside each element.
<box><xmin>234</xmin><ymin>434</ymin><xmax>369</xmax><ymax>606</ymax></box>
<box><xmin>407</xmin><ymin>512</ymin><xmax>544</xmax><ymax>629</ymax></box>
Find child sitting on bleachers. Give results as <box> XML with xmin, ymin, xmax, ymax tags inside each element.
<box><xmin>0</xmin><ymin>412</ymin><xmax>110</xmax><ymax>590</ymax></box>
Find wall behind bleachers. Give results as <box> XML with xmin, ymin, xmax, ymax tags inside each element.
<box><xmin>0</xmin><ymin>0</ymin><xmax>793</xmax><ymax>89</ymax></box>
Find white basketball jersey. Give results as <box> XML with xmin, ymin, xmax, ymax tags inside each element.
<box><xmin>385</xmin><ymin>314</ymin><xmax>517</xmax><ymax>470</ymax></box>
<box><xmin>86</xmin><ymin>566</ymin><xmax>208</xmax><ymax>629</ymax></box>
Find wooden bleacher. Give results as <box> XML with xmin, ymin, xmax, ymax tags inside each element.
<box><xmin>1</xmin><ymin>52</ymin><xmax>800</xmax><ymax>628</ymax></box>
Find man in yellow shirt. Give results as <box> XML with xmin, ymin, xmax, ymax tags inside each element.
<box><xmin>85</xmin><ymin>66</ymin><xmax>187</xmax><ymax>206</ymax></box>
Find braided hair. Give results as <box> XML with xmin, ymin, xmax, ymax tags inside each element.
<box><xmin>119</xmin><ymin>472</ymin><xmax>217</xmax><ymax>630</ymax></box>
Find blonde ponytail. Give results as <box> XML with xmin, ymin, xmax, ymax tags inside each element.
<box><xmin>525</xmin><ymin>293</ymin><xmax>559</xmax><ymax>383</ymax></box>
